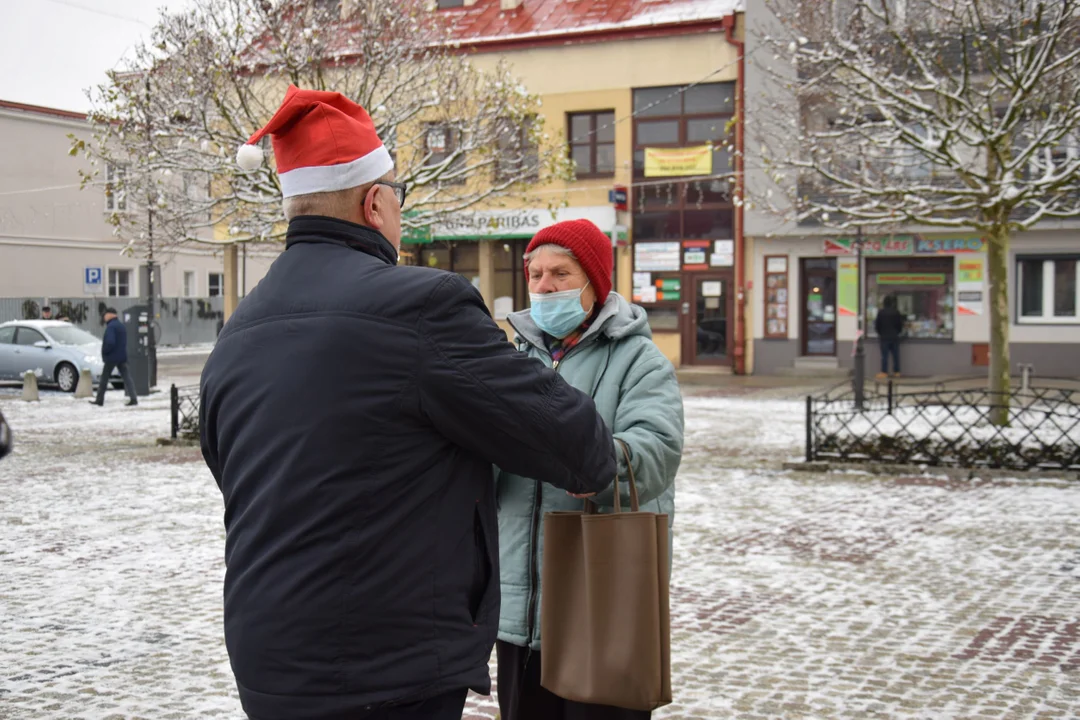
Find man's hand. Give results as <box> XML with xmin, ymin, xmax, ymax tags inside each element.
<box><xmin>568</xmin><ymin>492</ymin><xmax>596</xmax><ymax>499</ymax></box>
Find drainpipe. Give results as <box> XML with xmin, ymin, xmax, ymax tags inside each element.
<box><xmin>724</xmin><ymin>14</ymin><xmax>747</xmax><ymax>374</ymax></box>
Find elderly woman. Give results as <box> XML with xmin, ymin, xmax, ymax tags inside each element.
<box><xmin>496</xmin><ymin>219</ymin><xmax>684</xmax><ymax>720</ymax></box>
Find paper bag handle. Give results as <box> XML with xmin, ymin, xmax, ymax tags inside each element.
<box><xmin>585</xmin><ymin>438</ymin><xmax>640</xmax><ymax>514</ymax></box>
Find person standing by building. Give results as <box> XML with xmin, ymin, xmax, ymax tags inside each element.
<box><xmin>875</xmin><ymin>294</ymin><xmax>906</xmax><ymax>379</ymax></box>
<box><xmin>200</xmin><ymin>86</ymin><xmax>615</xmax><ymax>720</ymax></box>
<box><xmin>40</xmin><ymin>306</ymin><xmax>53</xmax><ymax>320</ymax></box>
<box><xmin>90</xmin><ymin>308</ymin><xmax>138</xmax><ymax>407</ymax></box>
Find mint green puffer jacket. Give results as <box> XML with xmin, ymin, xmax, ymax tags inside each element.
<box><xmin>496</xmin><ymin>292</ymin><xmax>685</xmax><ymax>650</ymax></box>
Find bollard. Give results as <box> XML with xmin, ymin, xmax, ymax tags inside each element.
<box><xmin>1019</xmin><ymin>363</ymin><xmax>1034</xmax><ymax>394</ymax></box>
<box><xmin>22</xmin><ymin>371</ymin><xmax>40</xmax><ymax>402</ymax></box>
<box><xmin>74</xmin><ymin>369</ymin><xmax>94</xmax><ymax>398</ymax></box>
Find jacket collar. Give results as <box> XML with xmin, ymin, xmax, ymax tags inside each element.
<box><xmin>285</xmin><ymin>215</ymin><xmax>398</xmax><ymax>266</ymax></box>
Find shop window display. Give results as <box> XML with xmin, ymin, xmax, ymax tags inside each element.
<box><xmin>866</xmin><ymin>259</ymin><xmax>954</xmax><ymax>339</ymax></box>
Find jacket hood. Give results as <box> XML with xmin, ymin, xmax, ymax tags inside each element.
<box><xmin>508</xmin><ymin>291</ymin><xmax>651</xmax><ymax>350</ymax></box>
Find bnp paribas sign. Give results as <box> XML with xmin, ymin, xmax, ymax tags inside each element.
<box><xmin>427</xmin><ymin>206</ymin><xmax>617</xmax><ymax>242</ymax></box>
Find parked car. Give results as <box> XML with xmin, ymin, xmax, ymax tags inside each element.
<box><xmin>0</xmin><ymin>320</ymin><xmax>122</xmax><ymax>392</ymax></box>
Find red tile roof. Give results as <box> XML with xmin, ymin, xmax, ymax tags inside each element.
<box><xmin>441</xmin><ymin>0</ymin><xmax>743</xmax><ymax>49</ymax></box>
<box><xmin>0</xmin><ymin>99</ymin><xmax>86</xmax><ymax>121</ymax></box>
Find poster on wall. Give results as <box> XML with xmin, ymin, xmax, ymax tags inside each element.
<box><xmin>644</xmin><ymin>146</ymin><xmax>712</xmax><ymax>177</ymax></box>
<box><xmin>957</xmin><ymin>257</ymin><xmax>985</xmax><ymax>315</ymax></box>
<box><xmin>635</xmin><ymin>242</ymin><xmax>681</xmax><ymax>271</ymax></box>
<box><xmin>837</xmin><ymin>259</ymin><xmax>859</xmax><ymax>316</ymax></box>
<box><xmin>764</xmin><ymin>255</ymin><xmax>789</xmax><ymax>339</ymax></box>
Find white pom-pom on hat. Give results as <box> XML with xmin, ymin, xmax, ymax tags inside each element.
<box><xmin>236</xmin><ymin>143</ymin><xmax>264</xmax><ymax>171</ymax></box>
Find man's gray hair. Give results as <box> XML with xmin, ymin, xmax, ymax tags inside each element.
<box><xmin>523</xmin><ymin>243</ymin><xmax>577</xmax><ymax>264</ymax></box>
<box><xmin>282</xmin><ymin>186</ymin><xmax>365</xmax><ymax>221</ymax></box>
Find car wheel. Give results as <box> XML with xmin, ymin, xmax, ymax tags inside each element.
<box><xmin>55</xmin><ymin>362</ymin><xmax>78</xmax><ymax>393</ymax></box>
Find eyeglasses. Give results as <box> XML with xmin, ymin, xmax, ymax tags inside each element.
<box><xmin>373</xmin><ymin>180</ymin><xmax>408</xmax><ymax>208</ymax></box>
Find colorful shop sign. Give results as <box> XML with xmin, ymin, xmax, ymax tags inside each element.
<box><xmin>824</xmin><ymin>236</ymin><xmax>915</xmax><ymax>255</ymax></box>
<box><xmin>915</xmin><ymin>236</ymin><xmax>986</xmax><ymax>254</ymax></box>
<box><xmin>837</xmin><ymin>259</ymin><xmax>859</xmax><ymax>316</ymax></box>
<box><xmin>877</xmin><ymin>273</ymin><xmax>947</xmax><ymax>285</ymax></box>
<box><xmin>958</xmin><ymin>259</ymin><xmax>985</xmax><ymax>284</ymax></box>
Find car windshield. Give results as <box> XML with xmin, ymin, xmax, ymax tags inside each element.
<box><xmin>46</xmin><ymin>326</ymin><xmax>101</xmax><ymax>346</ymax></box>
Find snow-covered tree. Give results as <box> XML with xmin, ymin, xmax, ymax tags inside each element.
<box><xmin>754</xmin><ymin>0</ymin><xmax>1080</xmax><ymax>423</ymax></box>
<box><xmin>74</xmin><ymin>0</ymin><xmax>567</xmax><ymax>252</ymax></box>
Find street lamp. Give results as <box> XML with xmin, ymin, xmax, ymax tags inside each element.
<box><xmin>852</xmin><ymin>226</ymin><xmax>867</xmax><ymax>410</ymax></box>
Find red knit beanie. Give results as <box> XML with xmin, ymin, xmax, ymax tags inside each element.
<box><xmin>524</xmin><ymin>219</ymin><xmax>613</xmax><ymax>304</ymax></box>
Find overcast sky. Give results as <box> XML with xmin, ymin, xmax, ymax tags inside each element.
<box><xmin>0</xmin><ymin>0</ymin><xmax>192</xmax><ymax>113</ymax></box>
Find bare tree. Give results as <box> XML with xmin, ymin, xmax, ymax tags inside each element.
<box><xmin>754</xmin><ymin>0</ymin><xmax>1080</xmax><ymax>423</ymax></box>
<box><xmin>73</xmin><ymin>0</ymin><xmax>568</xmax><ymax>253</ymax></box>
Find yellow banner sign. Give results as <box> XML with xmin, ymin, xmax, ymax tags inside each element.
<box><xmin>644</xmin><ymin>146</ymin><xmax>713</xmax><ymax>177</ymax></box>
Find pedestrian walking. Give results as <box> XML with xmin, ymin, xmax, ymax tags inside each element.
<box><xmin>199</xmin><ymin>86</ymin><xmax>615</xmax><ymax>720</ymax></box>
<box><xmin>0</xmin><ymin>408</ymin><xmax>12</xmax><ymax>460</ymax></box>
<box><xmin>875</xmin><ymin>294</ymin><xmax>906</xmax><ymax>379</ymax></box>
<box><xmin>90</xmin><ymin>308</ymin><xmax>137</xmax><ymax>407</ymax></box>
<box><xmin>495</xmin><ymin>220</ymin><xmax>685</xmax><ymax>720</ymax></box>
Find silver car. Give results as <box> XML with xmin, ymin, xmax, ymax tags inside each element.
<box><xmin>0</xmin><ymin>320</ymin><xmax>122</xmax><ymax>392</ymax></box>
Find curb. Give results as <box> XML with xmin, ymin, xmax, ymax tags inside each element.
<box><xmin>783</xmin><ymin>460</ymin><xmax>1080</xmax><ymax>482</ymax></box>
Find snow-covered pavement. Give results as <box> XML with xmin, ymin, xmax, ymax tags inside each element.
<box><xmin>1</xmin><ymin>384</ymin><xmax>1078</xmax><ymax>718</ymax></box>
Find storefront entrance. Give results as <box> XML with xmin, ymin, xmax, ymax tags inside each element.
<box><xmin>801</xmin><ymin>258</ymin><xmax>838</xmax><ymax>356</ymax></box>
<box><xmin>682</xmin><ymin>273</ymin><xmax>733</xmax><ymax>365</ymax></box>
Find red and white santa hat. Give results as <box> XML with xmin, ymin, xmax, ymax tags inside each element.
<box><xmin>235</xmin><ymin>85</ymin><xmax>393</xmax><ymax>199</ymax></box>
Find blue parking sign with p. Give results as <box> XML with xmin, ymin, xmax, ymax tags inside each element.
<box><xmin>84</xmin><ymin>266</ymin><xmax>103</xmax><ymax>295</ymax></box>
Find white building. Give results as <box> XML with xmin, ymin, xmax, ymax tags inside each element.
<box><xmin>0</xmin><ymin>99</ymin><xmax>274</xmax><ymax>304</ymax></box>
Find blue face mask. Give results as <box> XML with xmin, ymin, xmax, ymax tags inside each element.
<box><xmin>529</xmin><ymin>284</ymin><xmax>591</xmax><ymax>339</ymax></box>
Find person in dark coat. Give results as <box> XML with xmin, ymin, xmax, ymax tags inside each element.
<box><xmin>874</xmin><ymin>294</ymin><xmax>906</xmax><ymax>378</ymax></box>
<box><xmin>90</xmin><ymin>308</ymin><xmax>137</xmax><ymax>406</ymax></box>
<box><xmin>0</xmin><ymin>408</ymin><xmax>11</xmax><ymax>460</ymax></box>
<box><xmin>200</xmin><ymin>86</ymin><xmax>616</xmax><ymax>720</ymax></box>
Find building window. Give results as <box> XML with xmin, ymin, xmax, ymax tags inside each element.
<box><xmin>437</xmin><ymin>0</ymin><xmax>465</xmax><ymax>7</ymax></box>
<box><xmin>424</xmin><ymin>123</ymin><xmax>465</xmax><ymax>183</ymax></box>
<box><xmin>630</xmin><ymin>83</ymin><xmax>735</xmax><ymax>265</ymax></box>
<box><xmin>496</xmin><ymin>117</ymin><xmax>539</xmax><ymax>182</ymax></box>
<box><xmin>183</xmin><ymin>271</ymin><xmax>196</xmax><ymax>298</ymax></box>
<box><xmin>418</xmin><ymin>242</ymin><xmax>480</xmax><ymax>289</ymax></box>
<box><xmin>108</xmin><ymin>268</ymin><xmax>132</xmax><ymax>297</ymax></box>
<box><xmin>866</xmin><ymin>258</ymin><xmax>954</xmax><ymax>339</ymax></box>
<box><xmin>105</xmin><ymin>163</ymin><xmax>127</xmax><ymax>212</ymax></box>
<box><xmin>1017</xmin><ymin>256</ymin><xmax>1080</xmax><ymax>323</ymax></box>
<box><xmin>568</xmin><ymin>111</ymin><xmax>615</xmax><ymax>178</ymax></box>
<box><xmin>208</xmin><ymin>272</ymin><xmax>224</xmax><ymax>297</ymax></box>
<box><xmin>494</xmin><ymin>239</ymin><xmax>531</xmax><ymax>317</ymax></box>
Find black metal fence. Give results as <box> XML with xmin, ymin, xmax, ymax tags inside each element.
<box><xmin>807</xmin><ymin>377</ymin><xmax>1080</xmax><ymax>471</ymax></box>
<box><xmin>170</xmin><ymin>384</ymin><xmax>201</xmax><ymax>441</ymax></box>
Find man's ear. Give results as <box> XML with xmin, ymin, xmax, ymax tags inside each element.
<box><xmin>362</xmin><ymin>185</ymin><xmax>384</xmax><ymax>230</ymax></box>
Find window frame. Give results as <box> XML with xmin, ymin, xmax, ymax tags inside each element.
<box><xmin>567</xmin><ymin>110</ymin><xmax>616</xmax><ymax>180</ymax></box>
<box><xmin>1015</xmin><ymin>254</ymin><xmax>1080</xmax><ymax>325</ymax></box>
<box><xmin>105</xmin><ymin>163</ymin><xmax>128</xmax><ymax>213</ymax></box>
<box><xmin>423</xmin><ymin>122</ymin><xmax>466</xmax><ymax>185</ymax></box>
<box><xmin>107</xmin><ymin>267</ymin><xmax>134</xmax><ymax>298</ymax></box>
<box><xmin>208</xmin><ymin>272</ymin><xmax>224</xmax><ymax>298</ymax></box>
<box><xmin>183</xmin><ymin>270</ymin><xmax>196</xmax><ymax>298</ymax></box>
<box><xmin>865</xmin><ymin>257</ymin><xmax>955</xmax><ymax>340</ymax></box>
<box><xmin>496</xmin><ymin>116</ymin><xmax>540</xmax><ymax>183</ymax></box>
<box><xmin>436</xmin><ymin>0</ymin><xmax>465</xmax><ymax>8</ymax></box>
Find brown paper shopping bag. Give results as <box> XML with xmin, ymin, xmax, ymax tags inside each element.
<box><xmin>540</xmin><ymin>440</ymin><xmax>671</xmax><ymax>711</ymax></box>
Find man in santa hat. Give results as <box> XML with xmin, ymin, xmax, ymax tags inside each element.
<box><xmin>200</xmin><ymin>86</ymin><xmax>615</xmax><ymax>720</ymax></box>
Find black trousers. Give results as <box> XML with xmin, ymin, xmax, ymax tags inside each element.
<box><xmin>879</xmin><ymin>339</ymin><xmax>901</xmax><ymax>374</ymax></box>
<box><xmin>96</xmin><ymin>362</ymin><xmax>137</xmax><ymax>404</ymax></box>
<box><xmin>496</xmin><ymin>641</ymin><xmax>651</xmax><ymax>720</ymax></box>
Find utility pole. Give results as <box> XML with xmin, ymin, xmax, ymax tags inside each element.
<box><xmin>144</xmin><ymin>74</ymin><xmax>158</xmax><ymax>387</ymax></box>
<box><xmin>852</xmin><ymin>226</ymin><xmax>866</xmax><ymax>410</ymax></box>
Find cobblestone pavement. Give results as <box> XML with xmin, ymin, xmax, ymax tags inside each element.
<box><xmin>1</xmin><ymin>383</ymin><xmax>1078</xmax><ymax>719</ymax></box>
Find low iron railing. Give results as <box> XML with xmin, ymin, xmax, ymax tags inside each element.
<box><xmin>170</xmin><ymin>384</ymin><xmax>201</xmax><ymax>441</ymax></box>
<box><xmin>807</xmin><ymin>377</ymin><xmax>1080</xmax><ymax>471</ymax></box>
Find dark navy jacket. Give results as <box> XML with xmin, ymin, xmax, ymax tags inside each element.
<box><xmin>101</xmin><ymin>317</ymin><xmax>127</xmax><ymax>364</ymax></box>
<box><xmin>199</xmin><ymin>216</ymin><xmax>615</xmax><ymax>720</ymax></box>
